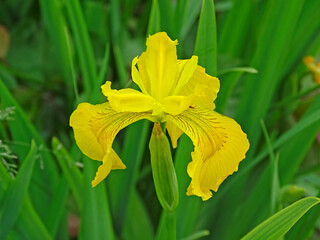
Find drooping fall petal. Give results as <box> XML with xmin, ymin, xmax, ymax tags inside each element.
<box><xmin>70</xmin><ymin>102</ymin><xmax>151</xmax><ymax>155</ymax></box>
<box><xmin>167</xmin><ymin>106</ymin><xmax>249</xmax><ymax>200</ymax></box>
<box><xmin>91</xmin><ymin>150</ymin><xmax>126</xmax><ymax>187</ymax></box>
<box><xmin>70</xmin><ymin>102</ymin><xmax>151</xmax><ymax>186</ymax></box>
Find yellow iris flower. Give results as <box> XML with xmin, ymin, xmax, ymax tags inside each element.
<box><xmin>70</xmin><ymin>32</ymin><xmax>249</xmax><ymax>201</ymax></box>
<box><xmin>303</xmin><ymin>56</ymin><xmax>320</xmax><ymax>84</ymax></box>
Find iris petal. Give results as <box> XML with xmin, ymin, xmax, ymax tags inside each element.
<box><xmin>166</xmin><ymin>120</ymin><xmax>183</xmax><ymax>148</ymax></box>
<box><xmin>145</xmin><ymin>32</ymin><xmax>178</xmax><ymax>100</ymax></box>
<box><xmin>162</xmin><ymin>95</ymin><xmax>194</xmax><ymax>115</ymax></box>
<box><xmin>173</xmin><ymin>56</ymin><xmax>198</xmax><ymax>95</ymax></box>
<box><xmin>166</xmin><ymin>106</ymin><xmax>249</xmax><ymax>200</ymax></box>
<box><xmin>70</xmin><ymin>102</ymin><xmax>151</xmax><ymax>186</ymax></box>
<box><xmin>101</xmin><ymin>81</ymin><xmax>156</xmax><ymax>112</ymax></box>
<box><xmin>131</xmin><ymin>56</ymin><xmax>148</xmax><ymax>94</ymax></box>
<box><xmin>178</xmin><ymin>64</ymin><xmax>220</xmax><ymax>110</ymax></box>
<box><xmin>91</xmin><ymin>150</ymin><xmax>126</xmax><ymax>187</ymax></box>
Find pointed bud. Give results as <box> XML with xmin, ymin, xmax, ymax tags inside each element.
<box><xmin>149</xmin><ymin>122</ymin><xmax>179</xmax><ymax>213</ymax></box>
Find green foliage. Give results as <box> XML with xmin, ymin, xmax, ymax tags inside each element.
<box><xmin>0</xmin><ymin>0</ymin><xmax>320</xmax><ymax>239</ymax></box>
<box><xmin>242</xmin><ymin>197</ymin><xmax>320</xmax><ymax>240</ymax></box>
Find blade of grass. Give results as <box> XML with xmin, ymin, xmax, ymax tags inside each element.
<box><xmin>122</xmin><ymin>189</ymin><xmax>154</xmax><ymax>240</ymax></box>
<box><xmin>108</xmin><ymin>120</ymin><xmax>150</xmax><ymax>232</ymax></box>
<box><xmin>39</xmin><ymin>0</ymin><xmax>77</xmax><ymax>103</ymax></box>
<box><xmin>79</xmin><ymin>157</ymin><xmax>115</xmax><ymax>240</ymax></box>
<box><xmin>0</xmin><ymin>77</ymin><xmax>59</xmax><ymax>218</ymax></box>
<box><xmin>181</xmin><ymin>230</ymin><xmax>210</xmax><ymax>240</ymax></box>
<box><xmin>0</xmin><ymin>155</ymin><xmax>52</xmax><ymax>240</ymax></box>
<box><xmin>52</xmin><ymin>137</ymin><xmax>83</xmax><ymax>209</ymax></box>
<box><xmin>194</xmin><ymin>0</ymin><xmax>217</xmax><ymax>76</ymax></box>
<box><xmin>174</xmin><ymin>0</ymin><xmax>202</xmax><ymax>41</ymax></box>
<box><xmin>45</xmin><ymin>177</ymin><xmax>69</xmax><ymax>238</ymax></box>
<box><xmin>241</xmin><ymin>197</ymin><xmax>320</xmax><ymax>240</ymax></box>
<box><xmin>0</xmin><ymin>140</ymin><xmax>37</xmax><ymax>239</ymax></box>
<box><xmin>218</xmin><ymin>0</ymin><xmax>253</xmax><ymax>57</ymax></box>
<box><xmin>261</xmin><ymin>119</ymin><xmax>280</xmax><ymax>215</ymax></box>
<box><xmin>147</xmin><ymin>0</ymin><xmax>160</xmax><ymax>36</ymax></box>
<box><xmin>279</xmin><ymin>95</ymin><xmax>320</xmax><ymax>184</ymax></box>
<box><xmin>15</xmin><ymin>198</ymin><xmax>53</xmax><ymax>240</ymax></box>
<box><xmin>236</xmin><ymin>0</ymin><xmax>305</xmax><ymax>154</ymax></box>
<box><xmin>217</xmin><ymin>67</ymin><xmax>258</xmax><ymax>76</ymax></box>
<box><xmin>110</xmin><ymin>0</ymin><xmax>127</xmax><ymax>87</ymax></box>
<box><xmin>286</xmin><ymin>203</ymin><xmax>320</xmax><ymax>240</ymax></box>
<box><xmin>65</xmin><ymin>0</ymin><xmax>97</xmax><ymax>97</ymax></box>
<box><xmin>157</xmin><ymin>0</ymin><xmax>173</xmax><ymax>35</ymax></box>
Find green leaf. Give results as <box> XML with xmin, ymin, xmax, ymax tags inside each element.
<box><xmin>79</xmin><ymin>158</ymin><xmax>115</xmax><ymax>240</ymax></box>
<box><xmin>65</xmin><ymin>0</ymin><xmax>97</xmax><ymax>97</ymax></box>
<box><xmin>0</xmin><ymin>140</ymin><xmax>38</xmax><ymax>239</ymax></box>
<box><xmin>217</xmin><ymin>67</ymin><xmax>258</xmax><ymax>76</ymax></box>
<box><xmin>0</xmin><ymin>77</ymin><xmax>59</xmax><ymax>219</ymax></box>
<box><xmin>147</xmin><ymin>0</ymin><xmax>161</xmax><ymax>36</ymax></box>
<box><xmin>108</xmin><ymin>120</ymin><xmax>150</xmax><ymax>231</ymax></box>
<box><xmin>157</xmin><ymin>0</ymin><xmax>173</xmax><ymax>35</ymax></box>
<box><xmin>181</xmin><ymin>230</ymin><xmax>210</xmax><ymax>240</ymax></box>
<box><xmin>174</xmin><ymin>0</ymin><xmax>202</xmax><ymax>41</ymax></box>
<box><xmin>15</xmin><ymin>199</ymin><xmax>53</xmax><ymax>240</ymax></box>
<box><xmin>45</xmin><ymin>177</ymin><xmax>69</xmax><ymax>238</ymax></box>
<box><xmin>39</xmin><ymin>0</ymin><xmax>77</xmax><ymax>103</ymax></box>
<box><xmin>241</xmin><ymin>197</ymin><xmax>320</xmax><ymax>240</ymax></box>
<box><xmin>122</xmin><ymin>189</ymin><xmax>154</xmax><ymax>240</ymax></box>
<box><xmin>194</xmin><ymin>0</ymin><xmax>217</xmax><ymax>75</ymax></box>
<box><xmin>236</xmin><ymin>0</ymin><xmax>306</xmax><ymax>154</ymax></box>
<box><xmin>52</xmin><ymin>137</ymin><xmax>83</xmax><ymax>209</ymax></box>
<box><xmin>261</xmin><ymin>119</ymin><xmax>280</xmax><ymax>215</ymax></box>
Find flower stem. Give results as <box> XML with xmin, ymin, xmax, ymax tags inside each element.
<box><xmin>165</xmin><ymin>211</ymin><xmax>176</xmax><ymax>240</ymax></box>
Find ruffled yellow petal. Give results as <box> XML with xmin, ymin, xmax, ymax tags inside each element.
<box><xmin>178</xmin><ymin>64</ymin><xmax>220</xmax><ymax>110</ymax></box>
<box><xmin>91</xmin><ymin>149</ymin><xmax>126</xmax><ymax>187</ymax></box>
<box><xmin>70</xmin><ymin>102</ymin><xmax>151</xmax><ymax>157</ymax></box>
<box><xmin>101</xmin><ymin>81</ymin><xmax>156</xmax><ymax>112</ymax></box>
<box><xmin>70</xmin><ymin>102</ymin><xmax>152</xmax><ymax>186</ymax></box>
<box><xmin>167</xmin><ymin>107</ymin><xmax>249</xmax><ymax>200</ymax></box>
<box><xmin>145</xmin><ymin>32</ymin><xmax>178</xmax><ymax>100</ymax></box>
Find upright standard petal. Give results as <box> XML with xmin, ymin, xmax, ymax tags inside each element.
<box><xmin>178</xmin><ymin>65</ymin><xmax>220</xmax><ymax>110</ymax></box>
<box><xmin>136</xmin><ymin>52</ymin><xmax>151</xmax><ymax>93</ymax></box>
<box><xmin>167</xmin><ymin>107</ymin><xmax>249</xmax><ymax>200</ymax></box>
<box><xmin>70</xmin><ymin>102</ymin><xmax>151</xmax><ymax>185</ymax></box>
<box><xmin>145</xmin><ymin>32</ymin><xmax>178</xmax><ymax>100</ymax></box>
<box><xmin>172</xmin><ymin>56</ymin><xmax>198</xmax><ymax>95</ymax></box>
<box><xmin>131</xmin><ymin>56</ymin><xmax>149</xmax><ymax>94</ymax></box>
<box><xmin>101</xmin><ymin>81</ymin><xmax>156</xmax><ymax>112</ymax></box>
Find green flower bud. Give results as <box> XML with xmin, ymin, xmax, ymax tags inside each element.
<box><xmin>149</xmin><ymin>122</ymin><xmax>179</xmax><ymax>213</ymax></box>
<box><xmin>281</xmin><ymin>185</ymin><xmax>306</xmax><ymax>205</ymax></box>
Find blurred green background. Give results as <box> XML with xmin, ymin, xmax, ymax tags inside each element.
<box><xmin>0</xmin><ymin>0</ymin><xmax>320</xmax><ymax>239</ymax></box>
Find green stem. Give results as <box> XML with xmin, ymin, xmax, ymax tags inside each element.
<box><xmin>165</xmin><ymin>212</ymin><xmax>176</xmax><ymax>240</ymax></box>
